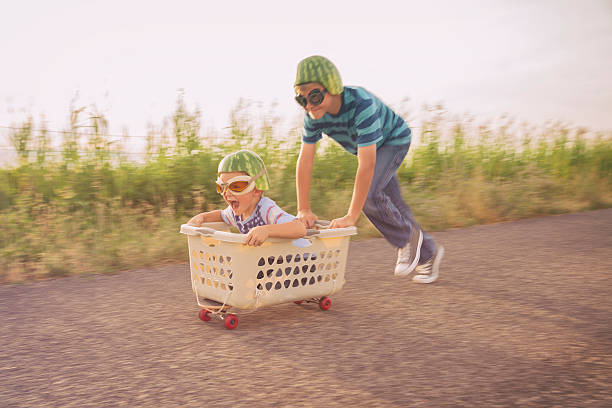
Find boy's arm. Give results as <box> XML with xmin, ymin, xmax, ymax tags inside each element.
<box><xmin>244</xmin><ymin>220</ymin><xmax>307</xmax><ymax>246</ymax></box>
<box><xmin>296</xmin><ymin>142</ymin><xmax>318</xmax><ymax>228</ymax></box>
<box><xmin>187</xmin><ymin>210</ymin><xmax>224</xmax><ymax>226</ymax></box>
<box><xmin>330</xmin><ymin>143</ymin><xmax>376</xmax><ymax>228</ymax></box>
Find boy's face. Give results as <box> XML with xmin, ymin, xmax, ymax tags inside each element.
<box><xmin>218</xmin><ymin>171</ymin><xmax>261</xmax><ymax>218</ymax></box>
<box><xmin>295</xmin><ymin>82</ymin><xmax>330</xmax><ymax>120</ymax></box>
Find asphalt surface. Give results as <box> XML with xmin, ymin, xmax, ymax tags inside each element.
<box><xmin>1</xmin><ymin>209</ymin><xmax>611</xmax><ymax>407</ymax></box>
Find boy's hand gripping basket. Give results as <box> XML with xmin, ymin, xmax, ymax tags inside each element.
<box><xmin>180</xmin><ymin>221</ymin><xmax>357</xmax><ymax>329</ymax></box>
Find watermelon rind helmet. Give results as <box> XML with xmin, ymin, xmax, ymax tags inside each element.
<box><xmin>218</xmin><ymin>150</ymin><xmax>270</xmax><ymax>191</ymax></box>
<box><xmin>294</xmin><ymin>55</ymin><xmax>343</xmax><ymax>95</ymax></box>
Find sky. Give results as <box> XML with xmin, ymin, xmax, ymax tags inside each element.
<box><xmin>1</xmin><ymin>0</ymin><xmax>612</xmax><ymax>143</ymax></box>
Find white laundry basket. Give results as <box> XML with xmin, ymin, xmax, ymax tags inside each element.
<box><xmin>180</xmin><ymin>221</ymin><xmax>357</xmax><ymax>329</ymax></box>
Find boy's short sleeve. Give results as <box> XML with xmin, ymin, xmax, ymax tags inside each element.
<box><xmin>259</xmin><ymin>197</ymin><xmax>295</xmax><ymax>225</ymax></box>
<box><xmin>301</xmin><ymin>119</ymin><xmax>322</xmax><ymax>144</ymax></box>
<box><xmin>354</xmin><ymin>98</ymin><xmax>383</xmax><ymax>148</ymax></box>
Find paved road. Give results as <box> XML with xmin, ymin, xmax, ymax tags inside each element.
<box><xmin>1</xmin><ymin>210</ymin><xmax>611</xmax><ymax>407</ymax></box>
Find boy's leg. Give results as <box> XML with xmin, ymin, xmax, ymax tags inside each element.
<box><xmin>384</xmin><ymin>175</ymin><xmax>436</xmax><ymax>263</ymax></box>
<box><xmin>361</xmin><ymin>144</ymin><xmax>422</xmax><ymax>275</ymax></box>
<box><xmin>385</xmin><ymin>170</ymin><xmax>443</xmax><ymax>283</ymax></box>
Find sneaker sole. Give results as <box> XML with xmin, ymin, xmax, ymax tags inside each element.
<box><xmin>394</xmin><ymin>229</ymin><xmax>423</xmax><ymax>277</ymax></box>
<box><xmin>413</xmin><ymin>245</ymin><xmax>444</xmax><ymax>284</ymax></box>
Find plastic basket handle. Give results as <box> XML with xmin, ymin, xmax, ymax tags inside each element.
<box><xmin>305</xmin><ymin>220</ymin><xmax>357</xmax><ymax>238</ymax></box>
<box><xmin>198</xmin><ymin>228</ymin><xmax>247</xmax><ymax>244</ymax></box>
<box><xmin>193</xmin><ymin>227</ymin><xmax>216</xmax><ymax>236</ymax></box>
<box><xmin>180</xmin><ymin>224</ymin><xmax>247</xmax><ymax>243</ymax></box>
<box><xmin>306</xmin><ymin>220</ymin><xmax>328</xmax><ymax>236</ymax></box>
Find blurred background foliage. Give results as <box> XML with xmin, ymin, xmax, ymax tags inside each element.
<box><xmin>1</xmin><ymin>95</ymin><xmax>611</xmax><ymax>282</ymax></box>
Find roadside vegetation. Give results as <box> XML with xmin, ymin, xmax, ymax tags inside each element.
<box><xmin>1</xmin><ymin>96</ymin><xmax>611</xmax><ymax>282</ymax></box>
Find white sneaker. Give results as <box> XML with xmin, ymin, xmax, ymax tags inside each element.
<box><xmin>394</xmin><ymin>227</ymin><xmax>423</xmax><ymax>276</ymax></box>
<box><xmin>413</xmin><ymin>245</ymin><xmax>444</xmax><ymax>284</ymax></box>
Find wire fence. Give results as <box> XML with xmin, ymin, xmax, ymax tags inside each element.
<box><xmin>1</xmin><ymin>118</ymin><xmax>608</xmax><ymax>165</ymax></box>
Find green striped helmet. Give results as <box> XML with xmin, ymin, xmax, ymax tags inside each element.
<box><xmin>294</xmin><ymin>55</ymin><xmax>343</xmax><ymax>95</ymax></box>
<box><xmin>218</xmin><ymin>150</ymin><xmax>270</xmax><ymax>191</ymax></box>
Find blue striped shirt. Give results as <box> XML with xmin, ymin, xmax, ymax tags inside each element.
<box><xmin>302</xmin><ymin>86</ymin><xmax>411</xmax><ymax>155</ymax></box>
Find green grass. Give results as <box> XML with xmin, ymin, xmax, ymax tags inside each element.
<box><xmin>1</xmin><ymin>100</ymin><xmax>611</xmax><ymax>282</ymax></box>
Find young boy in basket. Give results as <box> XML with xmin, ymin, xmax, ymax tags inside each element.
<box><xmin>188</xmin><ymin>150</ymin><xmax>306</xmax><ymax>246</ymax></box>
<box><xmin>293</xmin><ymin>55</ymin><xmax>443</xmax><ymax>283</ymax></box>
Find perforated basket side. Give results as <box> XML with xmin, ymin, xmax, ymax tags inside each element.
<box><xmin>189</xmin><ymin>235</ymin><xmax>237</xmax><ymax>304</ymax></box>
<box><xmin>247</xmin><ymin>237</ymin><xmax>347</xmax><ymax>306</ymax></box>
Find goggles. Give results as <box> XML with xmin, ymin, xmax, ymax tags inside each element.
<box><xmin>295</xmin><ymin>88</ymin><xmax>327</xmax><ymax>108</ymax></box>
<box><xmin>215</xmin><ymin>168</ymin><xmax>265</xmax><ymax>196</ymax></box>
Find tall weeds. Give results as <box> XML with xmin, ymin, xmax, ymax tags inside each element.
<box><xmin>1</xmin><ymin>99</ymin><xmax>611</xmax><ymax>282</ymax></box>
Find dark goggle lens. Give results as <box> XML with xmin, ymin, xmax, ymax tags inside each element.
<box><xmin>295</xmin><ymin>89</ymin><xmax>326</xmax><ymax>108</ymax></box>
<box><xmin>295</xmin><ymin>95</ymin><xmax>307</xmax><ymax>107</ymax></box>
<box><xmin>309</xmin><ymin>90</ymin><xmax>324</xmax><ymax>105</ymax></box>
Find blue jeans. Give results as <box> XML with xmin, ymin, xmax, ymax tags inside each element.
<box><xmin>362</xmin><ymin>143</ymin><xmax>436</xmax><ymax>263</ymax></box>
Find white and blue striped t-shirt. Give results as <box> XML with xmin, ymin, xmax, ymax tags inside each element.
<box><xmin>221</xmin><ymin>196</ymin><xmax>295</xmax><ymax>234</ymax></box>
<box><xmin>302</xmin><ymin>86</ymin><xmax>412</xmax><ymax>155</ymax></box>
